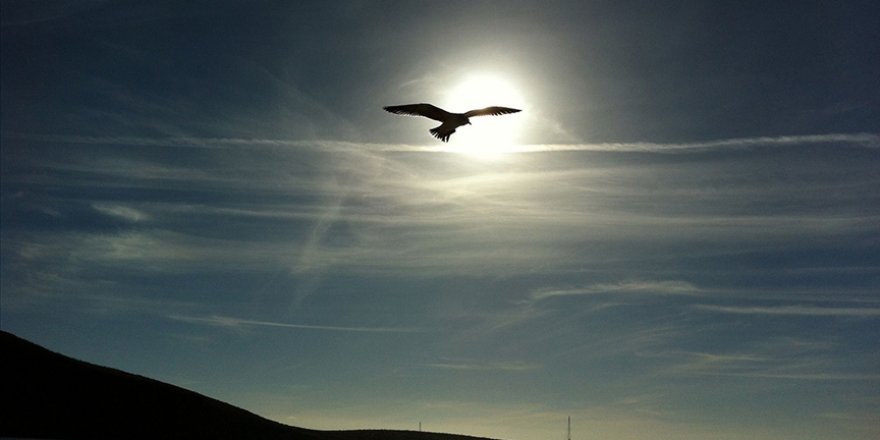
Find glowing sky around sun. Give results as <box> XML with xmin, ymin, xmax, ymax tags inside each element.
<box><xmin>439</xmin><ymin>74</ymin><xmax>528</xmax><ymax>158</ymax></box>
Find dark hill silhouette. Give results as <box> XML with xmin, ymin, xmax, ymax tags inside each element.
<box><xmin>0</xmin><ymin>331</ymin><xmax>499</xmax><ymax>440</ymax></box>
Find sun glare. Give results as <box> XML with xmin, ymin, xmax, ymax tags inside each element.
<box><xmin>442</xmin><ymin>74</ymin><xmax>526</xmax><ymax>159</ymax></box>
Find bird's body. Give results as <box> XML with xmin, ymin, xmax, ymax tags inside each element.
<box><xmin>384</xmin><ymin>103</ymin><xmax>521</xmax><ymax>142</ymax></box>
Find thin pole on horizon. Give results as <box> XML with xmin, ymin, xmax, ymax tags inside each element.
<box><xmin>567</xmin><ymin>416</ymin><xmax>571</xmax><ymax>440</ymax></box>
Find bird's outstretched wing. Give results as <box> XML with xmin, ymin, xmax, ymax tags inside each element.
<box><xmin>384</xmin><ymin>104</ymin><xmax>452</xmax><ymax>122</ymax></box>
<box><xmin>464</xmin><ymin>106</ymin><xmax>521</xmax><ymax>117</ymax></box>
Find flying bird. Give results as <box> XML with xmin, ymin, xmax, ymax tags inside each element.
<box><xmin>384</xmin><ymin>103</ymin><xmax>521</xmax><ymax>142</ymax></box>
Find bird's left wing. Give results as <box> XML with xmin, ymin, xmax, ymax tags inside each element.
<box><xmin>464</xmin><ymin>106</ymin><xmax>522</xmax><ymax>117</ymax></box>
<box><xmin>384</xmin><ymin>104</ymin><xmax>452</xmax><ymax>122</ymax></box>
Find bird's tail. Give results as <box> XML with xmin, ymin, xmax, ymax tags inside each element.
<box><xmin>430</xmin><ymin>127</ymin><xmax>454</xmax><ymax>143</ymax></box>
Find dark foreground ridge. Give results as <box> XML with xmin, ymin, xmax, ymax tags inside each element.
<box><xmin>0</xmin><ymin>331</ymin><xmax>498</xmax><ymax>440</ymax></box>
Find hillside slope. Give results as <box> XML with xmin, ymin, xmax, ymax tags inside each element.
<box><xmin>0</xmin><ymin>330</ymin><xmax>325</xmax><ymax>439</ymax></box>
<box><xmin>0</xmin><ymin>331</ymin><xmax>498</xmax><ymax>440</ymax></box>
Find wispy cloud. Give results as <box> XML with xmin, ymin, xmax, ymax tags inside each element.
<box><xmin>427</xmin><ymin>359</ymin><xmax>541</xmax><ymax>372</ymax></box>
<box><xmin>5</xmin><ymin>128</ymin><xmax>877</xmax><ymax>284</ymax></box>
<box><xmin>92</xmin><ymin>203</ymin><xmax>150</xmax><ymax>222</ymax></box>
<box><xmin>5</xmin><ymin>132</ymin><xmax>878</xmax><ymax>153</ymax></box>
<box><xmin>1</xmin><ymin>132</ymin><xmax>420</xmax><ymax>153</ymax></box>
<box><xmin>533</xmin><ymin>280</ymin><xmax>702</xmax><ymax>301</ymax></box>
<box><xmin>168</xmin><ymin>314</ymin><xmax>426</xmax><ymax>333</ymax></box>
<box><xmin>694</xmin><ymin>304</ymin><xmax>880</xmax><ymax>317</ymax></box>
<box><xmin>652</xmin><ymin>335</ymin><xmax>880</xmax><ymax>384</ymax></box>
<box><xmin>703</xmin><ymin>372</ymin><xmax>880</xmax><ymax>381</ymax></box>
<box><xmin>515</xmin><ymin>133</ymin><xmax>880</xmax><ymax>153</ymax></box>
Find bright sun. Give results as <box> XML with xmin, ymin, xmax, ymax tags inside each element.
<box><xmin>441</xmin><ymin>74</ymin><xmax>525</xmax><ymax>159</ymax></box>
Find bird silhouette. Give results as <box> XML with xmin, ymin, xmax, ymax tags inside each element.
<box><xmin>384</xmin><ymin>103</ymin><xmax>521</xmax><ymax>142</ymax></box>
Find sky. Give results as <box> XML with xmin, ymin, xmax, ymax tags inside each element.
<box><xmin>1</xmin><ymin>1</ymin><xmax>879</xmax><ymax>439</ymax></box>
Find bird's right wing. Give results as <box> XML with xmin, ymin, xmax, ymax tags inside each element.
<box><xmin>383</xmin><ymin>104</ymin><xmax>452</xmax><ymax>122</ymax></box>
<box><xmin>463</xmin><ymin>106</ymin><xmax>522</xmax><ymax>117</ymax></box>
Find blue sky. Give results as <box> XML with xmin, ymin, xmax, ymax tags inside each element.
<box><xmin>2</xmin><ymin>1</ymin><xmax>879</xmax><ymax>439</ymax></box>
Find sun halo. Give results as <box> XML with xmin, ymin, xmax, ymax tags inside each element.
<box><xmin>440</xmin><ymin>74</ymin><xmax>526</xmax><ymax>160</ymax></box>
